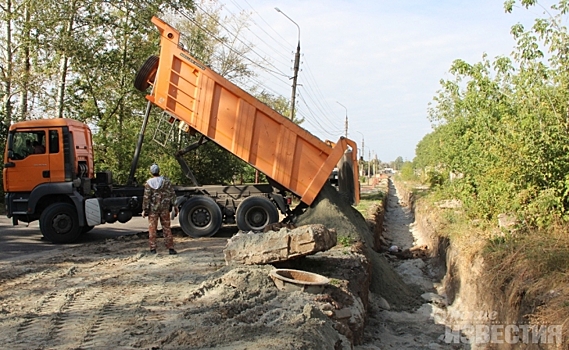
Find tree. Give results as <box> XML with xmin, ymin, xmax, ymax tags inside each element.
<box><xmin>416</xmin><ymin>0</ymin><xmax>569</xmax><ymax>226</ymax></box>
<box><xmin>0</xmin><ymin>0</ymin><xmax>196</xmax><ymax>192</ymax></box>
<box><xmin>391</xmin><ymin>156</ymin><xmax>404</xmax><ymax>171</ymax></box>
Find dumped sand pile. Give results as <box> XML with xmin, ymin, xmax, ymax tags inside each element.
<box><xmin>0</xmin><ymin>232</ymin><xmax>353</xmax><ymax>349</ymax></box>
<box><xmin>296</xmin><ymin>184</ymin><xmax>372</xmax><ymax>244</ymax></box>
<box><xmin>296</xmin><ymin>183</ymin><xmax>422</xmax><ymax>311</ymax></box>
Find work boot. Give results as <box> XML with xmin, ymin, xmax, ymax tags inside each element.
<box><xmin>150</xmin><ymin>249</ymin><xmax>157</xmax><ymax>254</ymax></box>
<box><xmin>169</xmin><ymin>248</ymin><xmax>177</xmax><ymax>255</ymax></box>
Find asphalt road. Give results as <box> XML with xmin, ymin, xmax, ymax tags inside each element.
<box><xmin>0</xmin><ymin>214</ymin><xmax>240</xmax><ymax>261</ymax></box>
<box><xmin>0</xmin><ymin>216</ymin><xmax>153</xmax><ymax>261</ymax></box>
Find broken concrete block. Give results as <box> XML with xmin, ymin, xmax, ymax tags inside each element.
<box><xmin>223</xmin><ymin>224</ymin><xmax>337</xmax><ymax>265</ymax></box>
<box><xmin>421</xmin><ymin>292</ymin><xmax>447</xmax><ymax>306</ymax></box>
<box><xmin>334</xmin><ymin>308</ymin><xmax>352</xmax><ymax>319</ymax></box>
<box><xmin>376</xmin><ymin>296</ymin><xmax>390</xmax><ymax>310</ymax></box>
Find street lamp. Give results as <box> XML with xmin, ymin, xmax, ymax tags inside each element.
<box><xmin>336</xmin><ymin>101</ymin><xmax>348</xmax><ymax>138</ymax></box>
<box><xmin>275</xmin><ymin>7</ymin><xmax>300</xmax><ymax>121</ymax></box>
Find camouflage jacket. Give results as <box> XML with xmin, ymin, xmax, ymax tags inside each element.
<box><xmin>142</xmin><ymin>176</ymin><xmax>176</xmax><ymax>214</ymax></box>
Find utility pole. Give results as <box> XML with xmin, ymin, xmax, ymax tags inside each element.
<box><xmin>275</xmin><ymin>8</ymin><xmax>300</xmax><ymax>121</ymax></box>
<box><xmin>356</xmin><ymin>131</ymin><xmax>364</xmax><ymax>178</ymax></box>
<box><xmin>374</xmin><ymin>153</ymin><xmax>378</xmax><ymax>178</ymax></box>
<box><xmin>336</xmin><ymin>101</ymin><xmax>348</xmax><ymax>138</ymax></box>
<box><xmin>355</xmin><ymin>131</ymin><xmax>364</xmax><ymax>161</ymax></box>
<box><xmin>368</xmin><ymin>149</ymin><xmax>371</xmax><ymax>184</ymax></box>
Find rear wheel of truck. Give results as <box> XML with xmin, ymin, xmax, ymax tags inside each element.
<box><xmin>179</xmin><ymin>196</ymin><xmax>222</xmax><ymax>238</ymax></box>
<box><xmin>236</xmin><ymin>196</ymin><xmax>279</xmax><ymax>232</ymax></box>
<box><xmin>39</xmin><ymin>203</ymin><xmax>82</xmax><ymax>243</ymax></box>
<box><xmin>134</xmin><ymin>55</ymin><xmax>159</xmax><ymax>91</ymax></box>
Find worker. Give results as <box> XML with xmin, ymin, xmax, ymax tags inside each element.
<box><xmin>32</xmin><ymin>141</ymin><xmax>45</xmax><ymax>154</ymax></box>
<box><xmin>142</xmin><ymin>163</ymin><xmax>179</xmax><ymax>254</ymax></box>
<box><xmin>25</xmin><ymin>140</ymin><xmax>33</xmax><ymax>155</ymax></box>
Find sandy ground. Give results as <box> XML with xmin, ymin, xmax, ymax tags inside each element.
<box><xmin>0</xmin><ymin>180</ymin><xmax>459</xmax><ymax>349</ymax></box>
<box><xmin>0</xmin><ymin>224</ymin><xmax>359</xmax><ymax>349</ymax></box>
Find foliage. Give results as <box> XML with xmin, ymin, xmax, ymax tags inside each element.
<box><xmin>0</xmin><ymin>0</ymin><xmax>194</xmax><ymax>190</ymax></box>
<box><xmin>399</xmin><ymin>161</ymin><xmax>417</xmax><ymax>181</ymax></box>
<box><xmin>337</xmin><ymin>235</ymin><xmax>353</xmax><ymax>247</ymax></box>
<box><xmin>390</xmin><ymin>156</ymin><xmax>404</xmax><ymax>170</ymax></box>
<box><xmin>414</xmin><ymin>0</ymin><xmax>569</xmax><ymax>228</ymax></box>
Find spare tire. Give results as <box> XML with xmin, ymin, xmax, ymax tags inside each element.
<box><xmin>134</xmin><ymin>56</ymin><xmax>159</xmax><ymax>91</ymax></box>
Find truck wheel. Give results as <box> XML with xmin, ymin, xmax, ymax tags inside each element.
<box><xmin>179</xmin><ymin>196</ymin><xmax>222</xmax><ymax>238</ymax></box>
<box><xmin>134</xmin><ymin>55</ymin><xmax>159</xmax><ymax>91</ymax></box>
<box><xmin>81</xmin><ymin>225</ymin><xmax>94</xmax><ymax>234</ymax></box>
<box><xmin>39</xmin><ymin>203</ymin><xmax>81</xmax><ymax>243</ymax></box>
<box><xmin>236</xmin><ymin>196</ymin><xmax>278</xmax><ymax>232</ymax></box>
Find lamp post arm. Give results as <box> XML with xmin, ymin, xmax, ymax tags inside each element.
<box><xmin>275</xmin><ymin>7</ymin><xmax>301</xmax><ymax>121</ymax></box>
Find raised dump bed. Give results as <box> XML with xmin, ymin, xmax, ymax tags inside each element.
<box><xmin>136</xmin><ymin>16</ymin><xmax>359</xmax><ymax>206</ymax></box>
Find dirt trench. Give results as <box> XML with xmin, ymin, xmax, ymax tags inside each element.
<box><xmin>351</xmin><ymin>179</ymin><xmax>462</xmax><ymax>350</ymax></box>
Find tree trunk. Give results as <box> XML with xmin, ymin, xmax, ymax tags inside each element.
<box><xmin>18</xmin><ymin>5</ymin><xmax>30</xmax><ymax>120</ymax></box>
<box><xmin>1</xmin><ymin>0</ymin><xmax>14</xmax><ymax>124</ymax></box>
<box><xmin>56</xmin><ymin>2</ymin><xmax>77</xmax><ymax>119</ymax></box>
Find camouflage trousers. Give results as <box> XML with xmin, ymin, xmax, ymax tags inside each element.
<box><xmin>148</xmin><ymin>211</ymin><xmax>174</xmax><ymax>250</ymax></box>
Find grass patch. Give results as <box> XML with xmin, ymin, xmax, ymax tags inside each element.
<box><xmin>337</xmin><ymin>235</ymin><xmax>353</xmax><ymax>247</ymax></box>
<box><xmin>356</xmin><ymin>190</ymin><xmax>385</xmax><ymax>216</ymax></box>
<box><xmin>483</xmin><ymin>226</ymin><xmax>569</xmax><ymax>341</ymax></box>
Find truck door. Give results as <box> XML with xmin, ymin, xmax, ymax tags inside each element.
<box><xmin>47</xmin><ymin>129</ymin><xmax>65</xmax><ymax>182</ymax></box>
<box><xmin>4</xmin><ymin>129</ymin><xmax>50</xmax><ymax>192</ymax></box>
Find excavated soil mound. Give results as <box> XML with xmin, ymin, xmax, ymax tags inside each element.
<box><xmin>296</xmin><ymin>183</ymin><xmax>422</xmax><ymax>310</ymax></box>
<box><xmin>0</xmin><ymin>232</ymin><xmax>352</xmax><ymax>349</ymax></box>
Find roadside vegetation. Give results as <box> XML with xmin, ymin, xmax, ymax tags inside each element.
<box><xmin>409</xmin><ymin>0</ymin><xmax>569</xmax><ymax>338</ymax></box>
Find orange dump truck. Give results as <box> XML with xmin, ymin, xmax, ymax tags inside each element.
<box><xmin>3</xmin><ymin>17</ymin><xmax>359</xmax><ymax>244</ymax></box>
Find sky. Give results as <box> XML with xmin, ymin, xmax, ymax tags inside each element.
<box><xmin>211</xmin><ymin>0</ymin><xmax>550</xmax><ymax>163</ymax></box>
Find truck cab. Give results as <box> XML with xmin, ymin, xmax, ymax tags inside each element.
<box><xmin>3</xmin><ymin>119</ymin><xmax>95</xmax><ymax>241</ymax></box>
<box><xmin>4</xmin><ymin>119</ymin><xmax>94</xmax><ymax>192</ymax></box>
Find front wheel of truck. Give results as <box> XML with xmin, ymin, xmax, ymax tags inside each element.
<box><xmin>179</xmin><ymin>196</ymin><xmax>222</xmax><ymax>238</ymax></box>
<box><xmin>40</xmin><ymin>203</ymin><xmax>82</xmax><ymax>243</ymax></box>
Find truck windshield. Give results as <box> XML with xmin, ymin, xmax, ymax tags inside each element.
<box><xmin>8</xmin><ymin>131</ymin><xmax>46</xmax><ymax>160</ymax></box>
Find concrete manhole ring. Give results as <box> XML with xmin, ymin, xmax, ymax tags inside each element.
<box><xmin>269</xmin><ymin>268</ymin><xmax>330</xmax><ymax>294</ymax></box>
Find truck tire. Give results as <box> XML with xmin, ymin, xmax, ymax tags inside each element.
<box><xmin>134</xmin><ymin>55</ymin><xmax>159</xmax><ymax>91</ymax></box>
<box><xmin>39</xmin><ymin>203</ymin><xmax>82</xmax><ymax>243</ymax></box>
<box><xmin>179</xmin><ymin>196</ymin><xmax>222</xmax><ymax>238</ymax></box>
<box><xmin>236</xmin><ymin>196</ymin><xmax>278</xmax><ymax>232</ymax></box>
<box><xmin>81</xmin><ymin>225</ymin><xmax>94</xmax><ymax>234</ymax></box>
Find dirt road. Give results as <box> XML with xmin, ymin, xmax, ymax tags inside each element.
<box><xmin>0</xmin><ymin>216</ymin><xmax>150</xmax><ymax>260</ymax></box>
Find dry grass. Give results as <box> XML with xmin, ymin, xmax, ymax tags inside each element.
<box><xmin>417</xmin><ymin>189</ymin><xmax>569</xmax><ymax>344</ymax></box>
<box><xmin>483</xmin><ymin>225</ymin><xmax>569</xmax><ymax>344</ymax></box>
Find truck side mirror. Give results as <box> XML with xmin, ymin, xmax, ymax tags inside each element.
<box><xmin>7</xmin><ymin>150</ymin><xmax>14</xmax><ymax>159</ymax></box>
